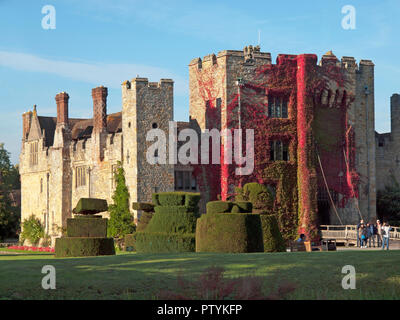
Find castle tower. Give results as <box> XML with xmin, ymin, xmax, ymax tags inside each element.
<box><xmin>189</xmin><ymin>45</ymin><xmax>272</xmax><ymax>202</ymax></box>
<box><xmin>121</xmin><ymin>77</ymin><xmax>174</xmax><ymax>219</ymax></box>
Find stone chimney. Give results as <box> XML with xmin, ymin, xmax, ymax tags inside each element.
<box><xmin>55</xmin><ymin>92</ymin><xmax>69</xmax><ymax>126</ymax></box>
<box><xmin>92</xmin><ymin>86</ymin><xmax>108</xmax><ymax>133</ymax></box>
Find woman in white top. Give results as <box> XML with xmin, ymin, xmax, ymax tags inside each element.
<box><xmin>381</xmin><ymin>222</ymin><xmax>391</xmax><ymax>250</ymax></box>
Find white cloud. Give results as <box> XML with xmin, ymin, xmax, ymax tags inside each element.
<box><xmin>0</xmin><ymin>51</ymin><xmax>188</xmax><ymax>95</ymax></box>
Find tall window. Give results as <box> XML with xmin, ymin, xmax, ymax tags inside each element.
<box><xmin>175</xmin><ymin>171</ymin><xmax>197</xmax><ymax>191</ymax></box>
<box><xmin>30</xmin><ymin>141</ymin><xmax>38</xmax><ymax>166</ymax></box>
<box><xmin>268</xmin><ymin>96</ymin><xmax>288</xmax><ymax>118</ymax></box>
<box><xmin>76</xmin><ymin>166</ymin><xmax>87</xmax><ymax>187</ymax></box>
<box><xmin>216</xmin><ymin>98</ymin><xmax>222</xmax><ymax>109</ymax></box>
<box><xmin>270</xmin><ymin>141</ymin><xmax>290</xmax><ymax>161</ymax></box>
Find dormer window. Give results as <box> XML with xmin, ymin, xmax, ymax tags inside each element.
<box><xmin>268</xmin><ymin>96</ymin><xmax>288</xmax><ymax>119</ymax></box>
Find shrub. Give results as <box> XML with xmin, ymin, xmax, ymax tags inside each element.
<box><xmin>66</xmin><ymin>217</ymin><xmax>107</xmax><ymax>238</ymax></box>
<box><xmin>146</xmin><ymin>211</ymin><xmax>197</xmax><ymax>234</ymax></box>
<box><xmin>260</xmin><ymin>215</ymin><xmax>286</xmax><ymax>252</ymax></box>
<box><xmin>196</xmin><ymin>213</ymin><xmax>264</xmax><ymax>253</ymax></box>
<box><xmin>55</xmin><ymin>237</ymin><xmax>115</xmax><ymax>257</ymax></box>
<box><xmin>136</xmin><ymin>232</ymin><xmax>195</xmax><ymax>253</ymax></box>
<box><xmin>20</xmin><ymin>215</ymin><xmax>44</xmax><ymax>246</ymax></box>
<box><xmin>108</xmin><ymin>163</ymin><xmax>135</xmax><ymax>238</ymax></box>
<box><xmin>124</xmin><ymin>233</ymin><xmax>136</xmax><ymax>251</ymax></box>
<box><xmin>72</xmin><ymin>198</ymin><xmax>108</xmax><ymax>215</ymax></box>
<box><xmin>136</xmin><ymin>211</ymin><xmax>154</xmax><ymax>232</ymax></box>
<box><xmin>206</xmin><ymin>201</ymin><xmax>233</xmax><ymax>214</ymax></box>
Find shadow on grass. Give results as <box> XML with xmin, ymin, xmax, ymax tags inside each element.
<box><xmin>1</xmin><ymin>250</ymin><xmax>399</xmax><ymax>299</ymax></box>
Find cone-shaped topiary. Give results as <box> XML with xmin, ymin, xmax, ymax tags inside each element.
<box><xmin>108</xmin><ymin>162</ymin><xmax>135</xmax><ymax>238</ymax></box>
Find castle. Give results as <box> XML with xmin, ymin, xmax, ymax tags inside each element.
<box><xmin>19</xmin><ymin>45</ymin><xmax>399</xmax><ymax>241</ymax></box>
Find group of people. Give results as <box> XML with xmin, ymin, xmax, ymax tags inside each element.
<box><xmin>357</xmin><ymin>219</ymin><xmax>392</xmax><ymax>250</ymax></box>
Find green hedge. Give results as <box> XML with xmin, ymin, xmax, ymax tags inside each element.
<box><xmin>136</xmin><ymin>211</ymin><xmax>154</xmax><ymax>232</ymax></box>
<box><xmin>260</xmin><ymin>215</ymin><xmax>286</xmax><ymax>252</ymax></box>
<box><xmin>124</xmin><ymin>233</ymin><xmax>136</xmax><ymax>251</ymax></box>
<box><xmin>185</xmin><ymin>193</ymin><xmax>201</xmax><ymax>208</ymax></box>
<box><xmin>152</xmin><ymin>192</ymin><xmax>201</xmax><ymax>208</ymax></box>
<box><xmin>232</xmin><ymin>202</ymin><xmax>252</xmax><ymax>213</ymax></box>
<box><xmin>132</xmin><ymin>202</ymin><xmax>154</xmax><ymax>212</ymax></box>
<box><xmin>154</xmin><ymin>205</ymin><xmax>192</xmax><ymax>215</ymax></box>
<box><xmin>136</xmin><ymin>232</ymin><xmax>195</xmax><ymax>253</ymax></box>
<box><xmin>55</xmin><ymin>237</ymin><xmax>115</xmax><ymax>257</ymax></box>
<box><xmin>145</xmin><ymin>211</ymin><xmax>197</xmax><ymax>234</ymax></box>
<box><xmin>195</xmin><ymin>213</ymin><xmax>264</xmax><ymax>253</ymax></box>
<box><xmin>72</xmin><ymin>198</ymin><xmax>108</xmax><ymax>214</ymax></box>
<box><xmin>206</xmin><ymin>201</ymin><xmax>233</xmax><ymax>214</ymax></box>
<box><xmin>66</xmin><ymin>218</ymin><xmax>107</xmax><ymax>238</ymax></box>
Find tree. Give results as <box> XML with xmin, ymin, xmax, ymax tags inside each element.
<box><xmin>107</xmin><ymin>162</ymin><xmax>135</xmax><ymax>239</ymax></box>
<box><xmin>377</xmin><ymin>175</ymin><xmax>400</xmax><ymax>224</ymax></box>
<box><xmin>0</xmin><ymin>143</ymin><xmax>20</xmax><ymax>240</ymax></box>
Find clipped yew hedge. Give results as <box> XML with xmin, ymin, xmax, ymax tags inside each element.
<box><xmin>195</xmin><ymin>213</ymin><xmax>264</xmax><ymax>253</ymax></box>
<box><xmin>72</xmin><ymin>198</ymin><xmax>108</xmax><ymax>215</ymax></box>
<box><xmin>206</xmin><ymin>200</ymin><xmax>252</xmax><ymax>214</ymax></box>
<box><xmin>260</xmin><ymin>215</ymin><xmax>286</xmax><ymax>252</ymax></box>
<box><xmin>55</xmin><ymin>237</ymin><xmax>115</xmax><ymax>257</ymax></box>
<box><xmin>152</xmin><ymin>192</ymin><xmax>201</xmax><ymax>209</ymax></box>
<box><xmin>136</xmin><ymin>191</ymin><xmax>201</xmax><ymax>253</ymax></box>
<box><xmin>66</xmin><ymin>217</ymin><xmax>107</xmax><ymax>238</ymax></box>
<box><xmin>146</xmin><ymin>211</ymin><xmax>197</xmax><ymax>234</ymax></box>
<box><xmin>136</xmin><ymin>232</ymin><xmax>195</xmax><ymax>253</ymax></box>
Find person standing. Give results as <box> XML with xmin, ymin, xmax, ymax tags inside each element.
<box><xmin>382</xmin><ymin>222</ymin><xmax>391</xmax><ymax>250</ymax></box>
<box><xmin>367</xmin><ymin>223</ymin><xmax>375</xmax><ymax>248</ymax></box>
<box><xmin>357</xmin><ymin>219</ymin><xmax>364</xmax><ymax>248</ymax></box>
<box><xmin>376</xmin><ymin>220</ymin><xmax>383</xmax><ymax>247</ymax></box>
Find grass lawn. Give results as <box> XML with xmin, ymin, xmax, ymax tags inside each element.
<box><xmin>0</xmin><ymin>249</ymin><xmax>399</xmax><ymax>300</ymax></box>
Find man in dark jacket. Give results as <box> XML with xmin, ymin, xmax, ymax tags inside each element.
<box><xmin>367</xmin><ymin>223</ymin><xmax>375</xmax><ymax>248</ymax></box>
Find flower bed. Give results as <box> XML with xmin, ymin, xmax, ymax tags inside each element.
<box><xmin>8</xmin><ymin>245</ymin><xmax>55</xmax><ymax>253</ymax></box>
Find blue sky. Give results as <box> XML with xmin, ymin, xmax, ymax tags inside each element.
<box><xmin>1</xmin><ymin>0</ymin><xmax>399</xmax><ymax>163</ymax></box>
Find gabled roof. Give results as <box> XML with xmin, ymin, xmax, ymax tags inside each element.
<box><xmin>33</xmin><ymin>112</ymin><xmax>122</xmax><ymax>147</ymax></box>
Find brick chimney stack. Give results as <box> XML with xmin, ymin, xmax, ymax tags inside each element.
<box><xmin>55</xmin><ymin>92</ymin><xmax>69</xmax><ymax>126</ymax></box>
<box><xmin>92</xmin><ymin>86</ymin><xmax>108</xmax><ymax>133</ymax></box>
<box><xmin>22</xmin><ymin>110</ymin><xmax>33</xmax><ymax>140</ymax></box>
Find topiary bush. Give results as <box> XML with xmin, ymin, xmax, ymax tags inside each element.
<box><xmin>137</xmin><ymin>192</ymin><xmax>200</xmax><ymax>253</ymax></box>
<box><xmin>55</xmin><ymin>237</ymin><xmax>115</xmax><ymax>257</ymax></box>
<box><xmin>66</xmin><ymin>217</ymin><xmax>107</xmax><ymax>238</ymax></box>
<box><xmin>124</xmin><ymin>233</ymin><xmax>136</xmax><ymax>251</ymax></box>
<box><xmin>260</xmin><ymin>215</ymin><xmax>286</xmax><ymax>252</ymax></box>
<box><xmin>206</xmin><ymin>201</ymin><xmax>233</xmax><ymax>214</ymax></box>
<box><xmin>20</xmin><ymin>215</ymin><xmax>44</xmax><ymax>246</ymax></box>
<box><xmin>196</xmin><ymin>213</ymin><xmax>264</xmax><ymax>253</ymax></box>
<box><xmin>146</xmin><ymin>211</ymin><xmax>197</xmax><ymax>234</ymax></box>
<box><xmin>136</xmin><ymin>232</ymin><xmax>195</xmax><ymax>253</ymax></box>
<box><xmin>73</xmin><ymin>198</ymin><xmax>108</xmax><ymax>215</ymax></box>
<box><xmin>235</xmin><ymin>182</ymin><xmax>275</xmax><ymax>213</ymax></box>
